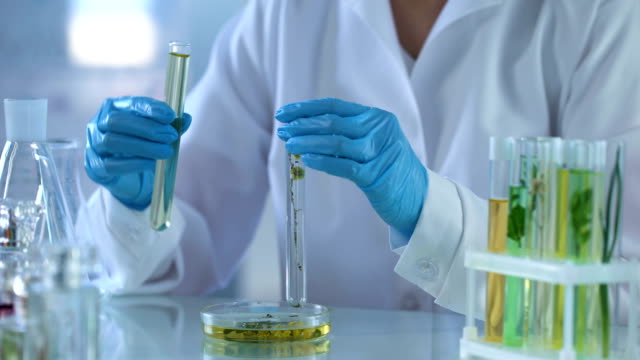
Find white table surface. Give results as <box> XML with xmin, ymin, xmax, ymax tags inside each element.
<box><xmin>100</xmin><ymin>296</ymin><xmax>465</xmax><ymax>360</ymax></box>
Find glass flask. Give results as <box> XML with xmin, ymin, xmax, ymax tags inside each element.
<box><xmin>0</xmin><ymin>99</ymin><xmax>75</xmax><ymax>251</ymax></box>
<box><xmin>24</xmin><ymin>246</ymin><xmax>100</xmax><ymax>360</ymax></box>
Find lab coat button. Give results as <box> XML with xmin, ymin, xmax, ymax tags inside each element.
<box><xmin>401</xmin><ymin>292</ymin><xmax>420</xmax><ymax>311</ymax></box>
<box><xmin>416</xmin><ymin>258</ymin><xmax>438</xmax><ymax>280</ymax></box>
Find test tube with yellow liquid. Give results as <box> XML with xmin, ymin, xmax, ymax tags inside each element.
<box><xmin>150</xmin><ymin>42</ymin><xmax>191</xmax><ymax>231</ymax></box>
<box><xmin>484</xmin><ymin>137</ymin><xmax>514</xmax><ymax>343</ymax></box>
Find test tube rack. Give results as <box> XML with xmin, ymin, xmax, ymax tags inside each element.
<box><xmin>460</xmin><ymin>250</ymin><xmax>640</xmax><ymax>360</ymax></box>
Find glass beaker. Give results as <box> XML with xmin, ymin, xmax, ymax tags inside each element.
<box><xmin>46</xmin><ymin>138</ymin><xmax>94</xmax><ymax>245</ymax></box>
<box><xmin>46</xmin><ymin>139</ymin><xmax>83</xmax><ymax>225</ymax></box>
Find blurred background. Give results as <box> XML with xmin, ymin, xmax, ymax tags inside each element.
<box><xmin>0</xmin><ymin>0</ymin><xmax>280</xmax><ymax>301</ymax></box>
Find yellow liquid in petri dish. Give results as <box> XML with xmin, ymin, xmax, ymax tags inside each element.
<box><xmin>203</xmin><ymin>323</ymin><xmax>331</xmax><ymax>343</ymax></box>
<box><xmin>203</xmin><ymin>337</ymin><xmax>331</xmax><ymax>358</ymax></box>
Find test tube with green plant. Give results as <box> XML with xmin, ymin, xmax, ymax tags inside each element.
<box><xmin>522</xmin><ymin>138</ymin><xmax>561</xmax><ymax>349</ymax></box>
<box><xmin>286</xmin><ymin>153</ymin><xmax>306</xmax><ymax>307</ymax></box>
<box><xmin>503</xmin><ymin>138</ymin><xmax>528</xmax><ymax>348</ymax></box>
<box><xmin>598</xmin><ymin>142</ymin><xmax>624</xmax><ymax>358</ymax></box>
<box><xmin>552</xmin><ymin>140</ymin><xmax>606</xmax><ymax>355</ymax></box>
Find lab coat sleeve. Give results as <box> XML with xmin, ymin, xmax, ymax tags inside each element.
<box><xmin>394</xmin><ymin>169</ymin><xmax>487</xmax><ymax>316</ymax></box>
<box><xmin>558</xmin><ymin>0</ymin><xmax>640</xmax><ymax>321</ymax></box>
<box><xmin>86</xmin><ymin>0</ymin><xmax>276</xmax><ymax>294</ymax></box>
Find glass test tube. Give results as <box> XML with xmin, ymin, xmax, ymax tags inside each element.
<box><xmin>600</xmin><ymin>141</ymin><xmax>624</xmax><ymax>358</ymax></box>
<box><xmin>484</xmin><ymin>137</ymin><xmax>514</xmax><ymax>343</ymax></box>
<box><xmin>286</xmin><ymin>153</ymin><xmax>306</xmax><ymax>307</ymax></box>
<box><xmin>522</xmin><ymin>137</ymin><xmax>560</xmax><ymax>349</ymax></box>
<box><xmin>503</xmin><ymin>138</ymin><xmax>527</xmax><ymax>348</ymax></box>
<box><xmin>150</xmin><ymin>42</ymin><xmax>191</xmax><ymax>231</ymax></box>
<box><xmin>563</xmin><ymin>140</ymin><xmax>606</xmax><ymax>355</ymax></box>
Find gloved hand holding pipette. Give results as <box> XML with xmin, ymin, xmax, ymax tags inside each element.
<box><xmin>276</xmin><ymin>98</ymin><xmax>428</xmax><ymax>239</ymax></box>
<box><xmin>85</xmin><ymin>96</ymin><xmax>192</xmax><ymax>211</ymax></box>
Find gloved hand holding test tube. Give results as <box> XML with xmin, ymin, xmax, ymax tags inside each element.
<box><xmin>150</xmin><ymin>42</ymin><xmax>191</xmax><ymax>231</ymax></box>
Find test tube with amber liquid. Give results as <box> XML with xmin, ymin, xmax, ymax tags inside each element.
<box><xmin>150</xmin><ymin>42</ymin><xmax>191</xmax><ymax>231</ymax></box>
<box><xmin>484</xmin><ymin>137</ymin><xmax>514</xmax><ymax>342</ymax></box>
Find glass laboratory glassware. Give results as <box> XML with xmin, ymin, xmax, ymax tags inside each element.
<box><xmin>552</xmin><ymin>140</ymin><xmax>606</xmax><ymax>356</ymax></box>
<box><xmin>0</xmin><ymin>259</ymin><xmax>18</xmax><ymax>318</ymax></box>
<box><xmin>150</xmin><ymin>41</ymin><xmax>191</xmax><ymax>231</ymax></box>
<box><xmin>598</xmin><ymin>141</ymin><xmax>624</xmax><ymax>358</ymax></box>
<box><xmin>0</xmin><ymin>99</ymin><xmax>75</xmax><ymax>250</ymax></box>
<box><xmin>46</xmin><ymin>139</ymin><xmax>85</xmax><ymax>228</ymax></box>
<box><xmin>522</xmin><ymin>137</ymin><xmax>561</xmax><ymax>349</ymax></box>
<box><xmin>484</xmin><ymin>137</ymin><xmax>514</xmax><ymax>343</ymax></box>
<box><xmin>201</xmin><ymin>301</ymin><xmax>330</xmax><ymax>343</ymax></box>
<box><xmin>0</xmin><ymin>258</ymin><xmax>25</xmax><ymax>359</ymax></box>
<box><xmin>46</xmin><ymin>138</ymin><xmax>106</xmax><ymax>278</ymax></box>
<box><xmin>287</xmin><ymin>153</ymin><xmax>306</xmax><ymax>307</ymax></box>
<box><xmin>202</xmin><ymin>336</ymin><xmax>331</xmax><ymax>359</ymax></box>
<box><xmin>503</xmin><ymin>138</ymin><xmax>527</xmax><ymax>348</ymax></box>
<box><xmin>24</xmin><ymin>246</ymin><xmax>100</xmax><ymax>360</ymax></box>
<box><xmin>199</xmin><ymin>153</ymin><xmax>329</xmax><ymax>343</ymax></box>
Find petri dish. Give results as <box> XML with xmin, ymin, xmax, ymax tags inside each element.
<box><xmin>200</xmin><ymin>301</ymin><xmax>330</xmax><ymax>343</ymax></box>
<box><xmin>202</xmin><ymin>337</ymin><xmax>330</xmax><ymax>359</ymax></box>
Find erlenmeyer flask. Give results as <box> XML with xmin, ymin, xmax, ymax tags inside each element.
<box><xmin>0</xmin><ymin>99</ymin><xmax>75</xmax><ymax>250</ymax></box>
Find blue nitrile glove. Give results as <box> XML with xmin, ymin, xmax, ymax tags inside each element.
<box><xmin>276</xmin><ymin>98</ymin><xmax>428</xmax><ymax>238</ymax></box>
<box><xmin>85</xmin><ymin>96</ymin><xmax>192</xmax><ymax>210</ymax></box>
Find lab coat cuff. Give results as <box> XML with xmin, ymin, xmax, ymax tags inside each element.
<box><xmin>389</xmin><ymin>227</ymin><xmax>409</xmax><ymax>254</ymax></box>
<box><xmin>394</xmin><ymin>170</ymin><xmax>463</xmax><ymax>299</ymax></box>
<box><xmin>91</xmin><ymin>187</ymin><xmax>186</xmax><ymax>293</ymax></box>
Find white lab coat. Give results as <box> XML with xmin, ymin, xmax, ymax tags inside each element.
<box><xmin>88</xmin><ymin>0</ymin><xmax>640</xmax><ymax>312</ymax></box>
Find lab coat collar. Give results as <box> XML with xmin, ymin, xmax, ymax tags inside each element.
<box><xmin>345</xmin><ymin>0</ymin><xmax>504</xmax><ymax>51</ymax></box>
<box><xmin>431</xmin><ymin>0</ymin><xmax>504</xmax><ymax>40</ymax></box>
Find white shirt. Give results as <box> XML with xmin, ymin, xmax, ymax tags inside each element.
<box><xmin>87</xmin><ymin>0</ymin><xmax>640</xmax><ymax>313</ymax></box>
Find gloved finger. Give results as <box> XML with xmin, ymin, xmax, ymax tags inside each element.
<box><xmin>277</xmin><ymin>110</ymin><xmax>384</xmax><ymax>141</ymax></box>
<box><xmin>85</xmin><ymin>145</ymin><xmax>115</xmax><ymax>184</ymax></box>
<box><xmin>109</xmin><ymin>96</ymin><xmax>176</xmax><ymax>124</ymax></box>
<box><xmin>100</xmin><ymin>157</ymin><xmax>155</xmax><ymax>176</ymax></box>
<box><xmin>180</xmin><ymin>113</ymin><xmax>192</xmax><ymax>134</ymax></box>
<box><xmin>285</xmin><ymin>134</ymin><xmax>378</xmax><ymax>163</ymax></box>
<box><xmin>275</xmin><ymin>98</ymin><xmax>370</xmax><ymax>123</ymax></box>
<box><xmin>97</xmin><ymin>111</ymin><xmax>179</xmax><ymax>144</ymax></box>
<box><xmin>90</xmin><ymin>127</ymin><xmax>174</xmax><ymax>159</ymax></box>
<box><xmin>301</xmin><ymin>153</ymin><xmax>375</xmax><ymax>187</ymax></box>
<box><xmin>85</xmin><ymin>144</ymin><xmax>155</xmax><ymax>178</ymax></box>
